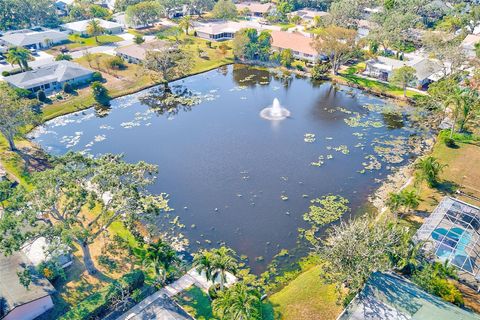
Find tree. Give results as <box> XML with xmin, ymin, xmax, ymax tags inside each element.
<box><xmin>89</xmin><ymin>4</ymin><xmax>110</xmax><ymax>19</ymax></box>
<box><xmin>193</xmin><ymin>250</ymin><xmax>215</xmax><ymax>282</ymax></box>
<box><xmin>445</xmin><ymin>88</ymin><xmax>466</xmax><ymax>138</ymax></box>
<box><xmin>313</xmin><ymin>26</ymin><xmax>357</xmax><ymax>75</ymax></box>
<box><xmin>86</xmin><ymin>19</ymin><xmax>105</xmax><ymax>43</ymax></box>
<box><xmin>422</xmin><ymin>31</ymin><xmax>467</xmax><ymax>76</ymax></box>
<box><xmin>390</xmin><ymin>66</ymin><xmax>417</xmax><ymax>97</ymax></box>
<box><xmin>0</xmin><ymin>0</ymin><xmax>59</xmax><ymax>31</ymax></box>
<box><xmin>415</xmin><ymin>156</ymin><xmax>447</xmax><ymax>188</ymax></box>
<box><xmin>179</xmin><ymin>15</ymin><xmax>194</xmax><ymax>35</ymax></box>
<box><xmin>125</xmin><ymin>1</ymin><xmax>162</xmax><ymax>28</ymax></box>
<box><xmin>212</xmin><ymin>0</ymin><xmax>237</xmax><ymax>20</ymax></box>
<box><xmin>134</xmin><ymin>35</ymin><xmax>145</xmax><ymax>44</ymax></box>
<box><xmin>143</xmin><ymin>47</ymin><xmax>192</xmax><ymax>91</ymax></box>
<box><xmin>115</xmin><ymin>0</ymin><xmax>143</xmax><ymax>12</ymax></box>
<box><xmin>0</xmin><ymin>83</ymin><xmax>38</xmax><ymax>152</ymax></box>
<box><xmin>0</xmin><ymin>153</ymin><xmax>171</xmax><ymax>274</ymax></box>
<box><xmin>212</xmin><ymin>282</ymin><xmax>262</xmax><ymax>320</ymax></box>
<box><xmin>6</xmin><ymin>47</ymin><xmax>31</xmax><ymax>72</ymax></box>
<box><xmin>55</xmin><ymin>53</ymin><xmax>73</xmax><ymax>61</ymax></box>
<box><xmin>232</xmin><ymin>29</ymin><xmax>271</xmax><ymax>62</ymax></box>
<box><xmin>36</xmin><ymin>90</ymin><xmax>46</xmax><ymax>102</ymax></box>
<box><xmin>318</xmin><ymin>217</ymin><xmax>409</xmax><ymax>296</ymax></box>
<box><xmin>91</xmin><ymin>81</ymin><xmax>110</xmax><ymax>106</ymax></box>
<box><xmin>280</xmin><ymin>49</ymin><xmax>293</xmax><ymax>68</ymax></box>
<box><xmin>188</xmin><ymin>0</ymin><xmax>215</xmax><ymax>17</ymax></box>
<box><xmin>458</xmin><ymin>89</ymin><xmax>480</xmax><ymax>132</ymax></box>
<box><xmin>387</xmin><ymin>189</ymin><xmax>419</xmax><ymax>218</ymax></box>
<box><xmin>212</xmin><ymin>246</ymin><xmax>238</xmax><ymax>291</ymax></box>
<box><xmin>328</xmin><ymin>0</ymin><xmax>362</xmax><ymax>28</ymax></box>
<box><xmin>140</xmin><ymin>240</ymin><xmax>179</xmax><ymax>285</ymax></box>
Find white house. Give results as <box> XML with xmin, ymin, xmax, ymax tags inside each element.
<box><xmin>0</xmin><ymin>29</ymin><xmax>68</xmax><ymax>50</ymax></box>
<box><xmin>115</xmin><ymin>40</ymin><xmax>174</xmax><ymax>64</ymax></box>
<box><xmin>21</xmin><ymin>237</ymin><xmax>73</xmax><ymax>269</ymax></box>
<box><xmin>271</xmin><ymin>31</ymin><xmax>319</xmax><ymax>62</ymax></box>
<box><xmin>61</xmin><ymin>19</ymin><xmax>123</xmax><ymax>35</ymax></box>
<box><xmin>288</xmin><ymin>9</ymin><xmax>329</xmax><ymax>23</ymax></box>
<box><xmin>235</xmin><ymin>2</ymin><xmax>273</xmax><ymax>17</ymax></box>
<box><xmin>5</xmin><ymin>60</ymin><xmax>95</xmax><ymax>93</ymax></box>
<box><xmin>0</xmin><ymin>252</ymin><xmax>55</xmax><ymax>320</ymax></box>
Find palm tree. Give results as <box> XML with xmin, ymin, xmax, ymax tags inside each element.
<box><xmin>86</xmin><ymin>19</ymin><xmax>105</xmax><ymax>43</ymax></box>
<box><xmin>212</xmin><ymin>283</ymin><xmax>261</xmax><ymax>320</ymax></box>
<box><xmin>400</xmin><ymin>189</ymin><xmax>419</xmax><ymax>214</ymax></box>
<box><xmin>458</xmin><ymin>89</ymin><xmax>480</xmax><ymax>132</ymax></box>
<box><xmin>396</xmin><ymin>239</ymin><xmax>424</xmax><ymax>275</ymax></box>
<box><xmin>445</xmin><ymin>88</ymin><xmax>465</xmax><ymax>138</ymax></box>
<box><xmin>386</xmin><ymin>192</ymin><xmax>403</xmax><ymax>217</ymax></box>
<box><xmin>179</xmin><ymin>15</ymin><xmax>194</xmax><ymax>35</ymax></box>
<box><xmin>6</xmin><ymin>47</ymin><xmax>31</xmax><ymax>71</ymax></box>
<box><xmin>141</xmin><ymin>240</ymin><xmax>179</xmax><ymax>285</ymax></box>
<box><xmin>212</xmin><ymin>246</ymin><xmax>238</xmax><ymax>291</ymax></box>
<box><xmin>415</xmin><ymin>156</ymin><xmax>447</xmax><ymax>188</ymax></box>
<box><xmin>193</xmin><ymin>250</ymin><xmax>215</xmax><ymax>282</ymax></box>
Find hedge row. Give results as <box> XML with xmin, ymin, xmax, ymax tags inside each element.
<box><xmin>59</xmin><ymin>270</ymin><xmax>145</xmax><ymax>320</ymax></box>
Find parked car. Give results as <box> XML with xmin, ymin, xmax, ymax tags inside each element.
<box><xmin>29</xmin><ymin>48</ymin><xmax>38</xmax><ymax>55</ymax></box>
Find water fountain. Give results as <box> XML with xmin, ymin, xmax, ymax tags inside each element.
<box><xmin>260</xmin><ymin>98</ymin><xmax>291</xmax><ymax>121</ymax></box>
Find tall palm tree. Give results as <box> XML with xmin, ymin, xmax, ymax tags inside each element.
<box><xmin>212</xmin><ymin>283</ymin><xmax>261</xmax><ymax>320</ymax></box>
<box><xmin>6</xmin><ymin>47</ymin><xmax>31</xmax><ymax>71</ymax></box>
<box><xmin>178</xmin><ymin>15</ymin><xmax>194</xmax><ymax>35</ymax></box>
<box><xmin>193</xmin><ymin>250</ymin><xmax>215</xmax><ymax>282</ymax></box>
<box><xmin>212</xmin><ymin>246</ymin><xmax>238</xmax><ymax>291</ymax></box>
<box><xmin>415</xmin><ymin>156</ymin><xmax>447</xmax><ymax>188</ymax></box>
<box><xmin>458</xmin><ymin>89</ymin><xmax>480</xmax><ymax>132</ymax></box>
<box><xmin>400</xmin><ymin>189</ymin><xmax>419</xmax><ymax>214</ymax></box>
<box><xmin>86</xmin><ymin>19</ymin><xmax>105</xmax><ymax>43</ymax></box>
<box><xmin>396</xmin><ymin>239</ymin><xmax>424</xmax><ymax>275</ymax></box>
<box><xmin>445</xmin><ymin>88</ymin><xmax>465</xmax><ymax>138</ymax></box>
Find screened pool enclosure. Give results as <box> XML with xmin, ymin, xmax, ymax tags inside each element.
<box><xmin>415</xmin><ymin>197</ymin><xmax>480</xmax><ymax>283</ymax></box>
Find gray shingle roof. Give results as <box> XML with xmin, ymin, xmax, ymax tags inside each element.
<box><xmin>61</xmin><ymin>19</ymin><xmax>122</xmax><ymax>33</ymax></box>
<box><xmin>0</xmin><ymin>252</ymin><xmax>55</xmax><ymax>316</ymax></box>
<box><xmin>0</xmin><ymin>29</ymin><xmax>68</xmax><ymax>47</ymax></box>
<box><xmin>5</xmin><ymin>61</ymin><xmax>94</xmax><ymax>89</ymax></box>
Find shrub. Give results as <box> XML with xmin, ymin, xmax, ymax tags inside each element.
<box><xmin>91</xmin><ymin>81</ymin><xmax>110</xmax><ymax>106</ymax></box>
<box><xmin>107</xmin><ymin>56</ymin><xmax>125</xmax><ymax>70</ymax></box>
<box><xmin>134</xmin><ymin>35</ymin><xmax>145</xmax><ymax>44</ymax></box>
<box><xmin>311</xmin><ymin>63</ymin><xmax>330</xmax><ymax>80</ymax></box>
<box><xmin>55</xmin><ymin>53</ymin><xmax>73</xmax><ymax>61</ymax></box>
<box><xmin>2</xmin><ymin>71</ymin><xmax>10</xmax><ymax>77</ymax></box>
<box><xmin>37</xmin><ymin>260</ymin><xmax>66</xmax><ymax>282</ymax></box>
<box><xmin>206</xmin><ymin>41</ymin><xmax>212</xmax><ymax>48</ymax></box>
<box><xmin>63</xmin><ymin>82</ymin><xmax>73</xmax><ymax>94</ymax></box>
<box><xmin>92</xmin><ymin>72</ymin><xmax>103</xmax><ymax>82</ymax></box>
<box><xmin>14</xmin><ymin>87</ymin><xmax>33</xmax><ymax>98</ymax></box>
<box><xmin>37</xmin><ymin>90</ymin><xmax>46</xmax><ymax>102</ymax></box>
<box><xmin>444</xmin><ymin>137</ymin><xmax>457</xmax><ymax>148</ymax></box>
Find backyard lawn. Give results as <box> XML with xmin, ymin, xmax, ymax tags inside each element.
<box><xmin>265</xmin><ymin>265</ymin><xmax>342</xmax><ymax>320</ymax></box>
<box><xmin>66</xmin><ymin>34</ymin><xmax>124</xmax><ymax>49</ymax></box>
<box><xmin>175</xmin><ymin>286</ymin><xmax>216</xmax><ymax>320</ymax></box>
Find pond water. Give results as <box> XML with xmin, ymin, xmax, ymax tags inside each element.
<box><xmin>31</xmin><ymin>65</ymin><xmax>428</xmax><ymax>272</ymax></box>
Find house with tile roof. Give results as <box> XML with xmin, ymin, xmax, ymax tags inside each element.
<box><xmin>271</xmin><ymin>31</ymin><xmax>319</xmax><ymax>62</ymax></box>
<box><xmin>115</xmin><ymin>40</ymin><xmax>174</xmax><ymax>64</ymax></box>
<box><xmin>4</xmin><ymin>61</ymin><xmax>94</xmax><ymax>93</ymax></box>
<box><xmin>235</xmin><ymin>2</ymin><xmax>273</xmax><ymax>17</ymax></box>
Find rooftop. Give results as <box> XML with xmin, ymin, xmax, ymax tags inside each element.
<box><xmin>340</xmin><ymin>272</ymin><xmax>480</xmax><ymax>320</ymax></box>
<box><xmin>0</xmin><ymin>252</ymin><xmax>55</xmax><ymax>316</ymax></box>
<box><xmin>235</xmin><ymin>2</ymin><xmax>273</xmax><ymax>14</ymax></box>
<box><xmin>5</xmin><ymin>60</ymin><xmax>94</xmax><ymax>89</ymax></box>
<box><xmin>415</xmin><ymin>197</ymin><xmax>480</xmax><ymax>282</ymax></box>
<box><xmin>367</xmin><ymin>55</ymin><xmax>443</xmax><ymax>81</ymax></box>
<box><xmin>0</xmin><ymin>29</ymin><xmax>68</xmax><ymax>47</ymax></box>
<box><xmin>271</xmin><ymin>31</ymin><xmax>317</xmax><ymax>56</ymax></box>
<box><xmin>289</xmin><ymin>9</ymin><xmax>330</xmax><ymax>19</ymax></box>
<box><xmin>61</xmin><ymin>19</ymin><xmax>122</xmax><ymax>32</ymax></box>
<box><xmin>115</xmin><ymin>40</ymin><xmax>173</xmax><ymax>61</ymax></box>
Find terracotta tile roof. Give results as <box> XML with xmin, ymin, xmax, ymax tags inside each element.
<box><xmin>271</xmin><ymin>31</ymin><xmax>317</xmax><ymax>56</ymax></box>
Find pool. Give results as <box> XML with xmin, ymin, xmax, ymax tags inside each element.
<box><xmin>432</xmin><ymin>226</ymin><xmax>474</xmax><ymax>269</ymax></box>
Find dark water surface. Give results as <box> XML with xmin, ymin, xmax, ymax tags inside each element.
<box><xmin>31</xmin><ymin>65</ymin><xmax>424</xmax><ymax>271</ymax></box>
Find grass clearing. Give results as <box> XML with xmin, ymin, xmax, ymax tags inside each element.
<box><xmin>265</xmin><ymin>265</ymin><xmax>342</xmax><ymax>320</ymax></box>
<box><xmin>175</xmin><ymin>286</ymin><xmax>216</xmax><ymax>320</ymax></box>
<box><xmin>66</xmin><ymin>34</ymin><xmax>124</xmax><ymax>49</ymax></box>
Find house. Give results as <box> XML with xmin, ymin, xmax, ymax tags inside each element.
<box><xmin>288</xmin><ymin>9</ymin><xmax>329</xmax><ymax>23</ymax></box>
<box><xmin>61</xmin><ymin>19</ymin><xmax>123</xmax><ymax>35</ymax></box>
<box><xmin>54</xmin><ymin>0</ymin><xmax>75</xmax><ymax>15</ymax></box>
<box><xmin>195</xmin><ymin>21</ymin><xmax>245</xmax><ymax>41</ymax></box>
<box><xmin>271</xmin><ymin>31</ymin><xmax>319</xmax><ymax>62</ymax></box>
<box><xmin>461</xmin><ymin>34</ymin><xmax>480</xmax><ymax>58</ymax></box>
<box><xmin>364</xmin><ymin>55</ymin><xmax>443</xmax><ymax>87</ymax></box>
<box><xmin>115</xmin><ymin>40</ymin><xmax>173</xmax><ymax>64</ymax></box>
<box><xmin>415</xmin><ymin>197</ymin><xmax>480</xmax><ymax>289</ymax></box>
<box><xmin>235</xmin><ymin>2</ymin><xmax>273</xmax><ymax>17</ymax></box>
<box><xmin>0</xmin><ymin>29</ymin><xmax>68</xmax><ymax>50</ymax></box>
<box><xmin>0</xmin><ymin>252</ymin><xmax>55</xmax><ymax>320</ymax></box>
<box><xmin>5</xmin><ymin>60</ymin><xmax>94</xmax><ymax>93</ymax></box>
<box><xmin>339</xmin><ymin>272</ymin><xmax>480</xmax><ymax>320</ymax></box>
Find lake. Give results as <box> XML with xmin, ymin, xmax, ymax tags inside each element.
<box><xmin>30</xmin><ymin>64</ymin><xmax>428</xmax><ymax>272</ymax></box>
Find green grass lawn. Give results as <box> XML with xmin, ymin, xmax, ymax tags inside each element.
<box><xmin>265</xmin><ymin>265</ymin><xmax>342</xmax><ymax>320</ymax></box>
<box><xmin>175</xmin><ymin>286</ymin><xmax>216</xmax><ymax>320</ymax></box>
<box><xmin>66</xmin><ymin>34</ymin><xmax>124</xmax><ymax>49</ymax></box>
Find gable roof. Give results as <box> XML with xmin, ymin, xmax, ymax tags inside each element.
<box><xmin>61</xmin><ymin>19</ymin><xmax>122</xmax><ymax>32</ymax></box>
<box><xmin>271</xmin><ymin>31</ymin><xmax>317</xmax><ymax>56</ymax></box>
<box><xmin>115</xmin><ymin>40</ymin><xmax>173</xmax><ymax>61</ymax></box>
<box><xmin>0</xmin><ymin>29</ymin><xmax>68</xmax><ymax>47</ymax></box>
<box><xmin>0</xmin><ymin>252</ymin><xmax>55</xmax><ymax>316</ymax></box>
<box><xmin>340</xmin><ymin>272</ymin><xmax>480</xmax><ymax>320</ymax></box>
<box><xmin>461</xmin><ymin>34</ymin><xmax>480</xmax><ymax>50</ymax></box>
<box><xmin>5</xmin><ymin>61</ymin><xmax>94</xmax><ymax>89</ymax></box>
<box><xmin>367</xmin><ymin>56</ymin><xmax>443</xmax><ymax>81</ymax></box>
